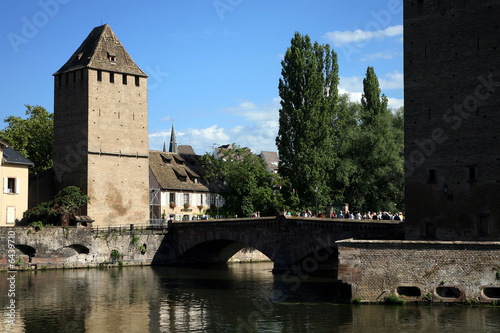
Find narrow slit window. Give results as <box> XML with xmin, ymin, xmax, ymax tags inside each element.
<box><xmin>97</xmin><ymin>70</ymin><xmax>102</xmax><ymax>81</ymax></box>
<box><xmin>468</xmin><ymin>166</ymin><xmax>477</xmax><ymax>183</ymax></box>
<box><xmin>110</xmin><ymin>72</ymin><xmax>114</xmax><ymax>83</ymax></box>
<box><xmin>122</xmin><ymin>74</ymin><xmax>127</xmax><ymax>85</ymax></box>
<box><xmin>427</xmin><ymin>168</ymin><xmax>437</xmax><ymax>184</ymax></box>
<box><xmin>135</xmin><ymin>76</ymin><xmax>140</xmax><ymax>87</ymax></box>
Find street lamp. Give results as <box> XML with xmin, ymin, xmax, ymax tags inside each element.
<box><xmin>315</xmin><ymin>186</ymin><xmax>318</xmax><ymax>217</ymax></box>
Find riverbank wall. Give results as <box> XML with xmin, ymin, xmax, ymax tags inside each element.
<box><xmin>0</xmin><ymin>226</ymin><xmax>167</xmax><ymax>270</ymax></box>
<box><xmin>337</xmin><ymin>239</ymin><xmax>500</xmax><ymax>303</ymax></box>
<box><xmin>0</xmin><ymin>226</ymin><xmax>270</xmax><ymax>271</ymax></box>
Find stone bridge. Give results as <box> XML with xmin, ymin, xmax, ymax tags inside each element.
<box><xmin>153</xmin><ymin>215</ymin><xmax>404</xmax><ymax>275</ymax></box>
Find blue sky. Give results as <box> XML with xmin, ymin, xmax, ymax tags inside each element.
<box><xmin>0</xmin><ymin>0</ymin><xmax>403</xmax><ymax>155</ymax></box>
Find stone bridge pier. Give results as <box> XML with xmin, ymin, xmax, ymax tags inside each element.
<box><xmin>152</xmin><ymin>215</ymin><xmax>404</xmax><ymax>276</ymax></box>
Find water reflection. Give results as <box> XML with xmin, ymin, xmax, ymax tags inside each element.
<box><xmin>1</xmin><ymin>263</ymin><xmax>500</xmax><ymax>332</ymax></box>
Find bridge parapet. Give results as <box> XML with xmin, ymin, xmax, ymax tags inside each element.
<box><xmin>160</xmin><ymin>215</ymin><xmax>404</xmax><ymax>274</ymax></box>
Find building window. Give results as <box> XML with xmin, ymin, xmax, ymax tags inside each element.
<box><xmin>97</xmin><ymin>70</ymin><xmax>102</xmax><ymax>81</ymax></box>
<box><xmin>208</xmin><ymin>194</ymin><xmax>216</xmax><ymax>206</ymax></box>
<box><xmin>478</xmin><ymin>214</ymin><xmax>490</xmax><ymax>236</ymax></box>
<box><xmin>170</xmin><ymin>193</ymin><xmax>175</xmax><ymax>205</ymax></box>
<box><xmin>427</xmin><ymin>168</ymin><xmax>437</xmax><ymax>184</ymax></box>
<box><xmin>110</xmin><ymin>72</ymin><xmax>114</xmax><ymax>83</ymax></box>
<box><xmin>160</xmin><ymin>155</ymin><xmax>171</xmax><ymax>164</ymax></box>
<box><xmin>424</xmin><ymin>222</ymin><xmax>436</xmax><ymax>240</ymax></box>
<box><xmin>197</xmin><ymin>194</ymin><xmax>202</xmax><ymax>206</ymax></box>
<box><xmin>3</xmin><ymin>177</ymin><xmax>19</xmax><ymax>194</ymax></box>
<box><xmin>6</xmin><ymin>207</ymin><xmax>16</xmax><ymax>224</ymax></box>
<box><xmin>135</xmin><ymin>76</ymin><xmax>140</xmax><ymax>87</ymax></box>
<box><xmin>107</xmin><ymin>52</ymin><xmax>116</xmax><ymax>62</ymax></box>
<box><xmin>468</xmin><ymin>165</ymin><xmax>477</xmax><ymax>183</ymax></box>
<box><xmin>183</xmin><ymin>193</ymin><xmax>189</xmax><ymax>205</ymax></box>
<box><xmin>122</xmin><ymin>74</ymin><xmax>127</xmax><ymax>85</ymax></box>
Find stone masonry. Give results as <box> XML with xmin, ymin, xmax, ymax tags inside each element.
<box><xmin>337</xmin><ymin>239</ymin><xmax>500</xmax><ymax>303</ymax></box>
<box><xmin>404</xmin><ymin>0</ymin><xmax>500</xmax><ymax>240</ymax></box>
<box><xmin>53</xmin><ymin>25</ymin><xmax>149</xmax><ymax>226</ymax></box>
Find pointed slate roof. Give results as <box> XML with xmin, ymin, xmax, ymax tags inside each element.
<box><xmin>54</xmin><ymin>24</ymin><xmax>147</xmax><ymax>77</ymax></box>
<box><xmin>169</xmin><ymin>122</ymin><xmax>178</xmax><ymax>153</ymax></box>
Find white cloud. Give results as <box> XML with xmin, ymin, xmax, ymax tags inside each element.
<box><xmin>149</xmin><ymin>98</ymin><xmax>281</xmax><ymax>155</ymax></box>
<box><xmin>340</xmin><ymin>76</ymin><xmax>363</xmax><ymax>94</ymax></box>
<box><xmin>387</xmin><ymin>97</ymin><xmax>404</xmax><ymax>110</ymax></box>
<box><xmin>360</xmin><ymin>49</ymin><xmax>400</xmax><ymax>62</ymax></box>
<box><xmin>323</xmin><ymin>25</ymin><xmax>403</xmax><ymax>46</ymax></box>
<box><xmin>340</xmin><ymin>72</ymin><xmax>403</xmax><ymax>108</ymax></box>
<box><xmin>379</xmin><ymin>71</ymin><xmax>403</xmax><ymax>90</ymax></box>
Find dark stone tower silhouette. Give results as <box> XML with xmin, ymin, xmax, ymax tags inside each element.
<box><xmin>404</xmin><ymin>0</ymin><xmax>500</xmax><ymax>240</ymax></box>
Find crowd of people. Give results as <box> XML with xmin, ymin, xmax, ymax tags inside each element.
<box><xmin>290</xmin><ymin>210</ymin><xmax>404</xmax><ymax>221</ymax></box>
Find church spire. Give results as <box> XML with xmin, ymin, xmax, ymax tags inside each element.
<box><xmin>169</xmin><ymin>120</ymin><xmax>178</xmax><ymax>153</ymax></box>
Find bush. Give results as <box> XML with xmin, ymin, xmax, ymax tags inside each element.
<box><xmin>110</xmin><ymin>250</ymin><xmax>122</xmax><ymax>262</ymax></box>
<box><xmin>384</xmin><ymin>294</ymin><xmax>406</xmax><ymax>305</ymax></box>
<box><xmin>24</xmin><ymin>186</ymin><xmax>90</xmax><ymax>226</ymax></box>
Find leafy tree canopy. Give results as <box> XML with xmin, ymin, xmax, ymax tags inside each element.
<box><xmin>200</xmin><ymin>145</ymin><xmax>283</xmax><ymax>217</ymax></box>
<box><xmin>276</xmin><ymin>32</ymin><xmax>340</xmax><ymax>209</ymax></box>
<box><xmin>0</xmin><ymin>104</ymin><xmax>53</xmax><ymax>174</ymax></box>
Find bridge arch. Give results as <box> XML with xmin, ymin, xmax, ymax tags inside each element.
<box><xmin>177</xmin><ymin>239</ymin><xmax>271</xmax><ymax>264</ymax></box>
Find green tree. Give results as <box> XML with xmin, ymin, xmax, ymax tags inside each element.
<box><xmin>276</xmin><ymin>32</ymin><xmax>339</xmax><ymax>209</ymax></box>
<box><xmin>342</xmin><ymin>67</ymin><xmax>404</xmax><ymax>212</ymax></box>
<box><xmin>0</xmin><ymin>105</ymin><xmax>53</xmax><ymax>174</ymax></box>
<box><xmin>200</xmin><ymin>145</ymin><xmax>282</xmax><ymax>217</ymax></box>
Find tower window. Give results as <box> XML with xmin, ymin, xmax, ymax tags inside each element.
<box><xmin>97</xmin><ymin>70</ymin><xmax>102</xmax><ymax>81</ymax></box>
<box><xmin>107</xmin><ymin>52</ymin><xmax>116</xmax><ymax>62</ymax></box>
<box><xmin>467</xmin><ymin>166</ymin><xmax>477</xmax><ymax>183</ymax></box>
<box><xmin>478</xmin><ymin>214</ymin><xmax>490</xmax><ymax>236</ymax></box>
<box><xmin>427</xmin><ymin>168</ymin><xmax>437</xmax><ymax>184</ymax></box>
<box><xmin>135</xmin><ymin>76</ymin><xmax>140</xmax><ymax>87</ymax></box>
<box><xmin>110</xmin><ymin>72</ymin><xmax>114</xmax><ymax>83</ymax></box>
<box><xmin>122</xmin><ymin>74</ymin><xmax>127</xmax><ymax>85</ymax></box>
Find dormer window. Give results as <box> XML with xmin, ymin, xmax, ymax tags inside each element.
<box><xmin>161</xmin><ymin>155</ymin><xmax>171</xmax><ymax>164</ymax></box>
<box><xmin>107</xmin><ymin>52</ymin><xmax>117</xmax><ymax>63</ymax></box>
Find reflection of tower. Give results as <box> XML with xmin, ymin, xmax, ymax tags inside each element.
<box><xmin>52</xmin><ymin>24</ymin><xmax>149</xmax><ymax>226</ymax></box>
<box><xmin>169</xmin><ymin>121</ymin><xmax>178</xmax><ymax>153</ymax></box>
<box><xmin>404</xmin><ymin>1</ymin><xmax>500</xmax><ymax>240</ymax></box>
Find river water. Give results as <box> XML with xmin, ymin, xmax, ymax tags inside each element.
<box><xmin>1</xmin><ymin>262</ymin><xmax>500</xmax><ymax>332</ymax></box>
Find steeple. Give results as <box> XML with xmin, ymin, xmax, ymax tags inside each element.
<box><xmin>169</xmin><ymin>121</ymin><xmax>178</xmax><ymax>153</ymax></box>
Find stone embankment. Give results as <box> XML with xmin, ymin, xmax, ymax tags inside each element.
<box><xmin>337</xmin><ymin>239</ymin><xmax>500</xmax><ymax>303</ymax></box>
<box><xmin>0</xmin><ymin>226</ymin><xmax>166</xmax><ymax>270</ymax></box>
<box><xmin>0</xmin><ymin>226</ymin><xmax>270</xmax><ymax>271</ymax></box>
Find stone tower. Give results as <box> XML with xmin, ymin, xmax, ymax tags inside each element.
<box><xmin>53</xmin><ymin>24</ymin><xmax>149</xmax><ymax>226</ymax></box>
<box><xmin>404</xmin><ymin>1</ymin><xmax>500</xmax><ymax>240</ymax></box>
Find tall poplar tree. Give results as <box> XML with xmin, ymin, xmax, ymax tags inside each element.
<box><xmin>276</xmin><ymin>32</ymin><xmax>339</xmax><ymax>209</ymax></box>
<box><xmin>343</xmin><ymin>67</ymin><xmax>404</xmax><ymax>212</ymax></box>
